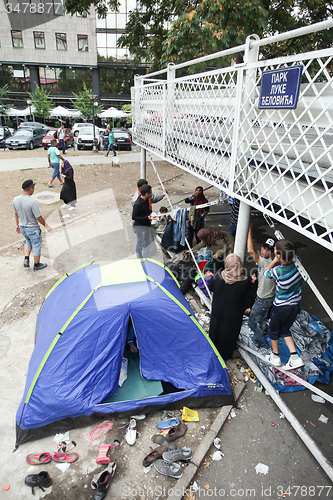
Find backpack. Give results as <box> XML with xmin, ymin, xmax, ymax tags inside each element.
<box><xmin>53</xmin><ymin>130</ymin><xmax>58</xmax><ymax>139</ymax></box>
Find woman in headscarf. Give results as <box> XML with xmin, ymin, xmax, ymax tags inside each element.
<box><xmin>60</xmin><ymin>159</ymin><xmax>77</xmax><ymax>208</ymax></box>
<box><xmin>209</xmin><ymin>253</ymin><xmax>252</xmax><ymax>360</ymax></box>
<box><xmin>185</xmin><ymin>186</ymin><xmax>209</xmax><ymax>246</ymax></box>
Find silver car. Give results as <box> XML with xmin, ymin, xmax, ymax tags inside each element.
<box><xmin>6</xmin><ymin>128</ymin><xmax>46</xmax><ymax>150</ymax></box>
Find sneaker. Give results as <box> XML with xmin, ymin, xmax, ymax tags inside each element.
<box><xmin>283</xmin><ymin>356</ymin><xmax>304</xmax><ymax>370</ymax></box>
<box><xmin>264</xmin><ymin>353</ymin><xmax>281</xmax><ymax>367</ymax></box>
<box><xmin>125</xmin><ymin>418</ymin><xmax>136</xmax><ymax>446</ymax></box>
<box><xmin>162</xmin><ymin>447</ymin><xmax>193</xmax><ymax>462</ymax></box>
<box><xmin>154</xmin><ymin>459</ymin><xmax>183</xmax><ymax>478</ymax></box>
<box><xmin>24</xmin><ymin>258</ymin><xmax>30</xmax><ymax>268</ymax></box>
<box><xmin>93</xmin><ymin>469</ymin><xmax>114</xmax><ymax>500</ymax></box>
<box><xmin>33</xmin><ymin>263</ymin><xmax>47</xmax><ymax>271</ymax></box>
<box><xmin>91</xmin><ymin>462</ymin><xmax>116</xmax><ymax>489</ymax></box>
<box><xmin>25</xmin><ymin>471</ymin><xmax>52</xmax><ymax>495</ymax></box>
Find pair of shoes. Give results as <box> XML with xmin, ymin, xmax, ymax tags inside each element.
<box><xmin>162</xmin><ymin>447</ymin><xmax>193</xmax><ymax>462</ymax></box>
<box><xmin>125</xmin><ymin>418</ymin><xmax>137</xmax><ymax>445</ymax></box>
<box><xmin>33</xmin><ymin>263</ymin><xmax>47</xmax><ymax>271</ymax></box>
<box><xmin>142</xmin><ymin>446</ymin><xmax>167</xmax><ymax>467</ymax></box>
<box><xmin>91</xmin><ymin>462</ymin><xmax>116</xmax><ymax>489</ymax></box>
<box><xmin>26</xmin><ymin>452</ymin><xmax>52</xmax><ymax>465</ymax></box>
<box><xmin>48</xmin><ymin>184</ymin><xmax>54</xmax><ymax>188</ymax></box>
<box><xmin>265</xmin><ymin>353</ymin><xmax>281</xmax><ymax>367</ymax></box>
<box><xmin>154</xmin><ymin>459</ymin><xmax>183</xmax><ymax>478</ymax></box>
<box><xmin>96</xmin><ymin>444</ymin><xmax>112</xmax><ymax>464</ymax></box>
<box><xmin>24</xmin><ymin>258</ymin><xmax>30</xmax><ymax>268</ymax></box>
<box><xmin>93</xmin><ymin>465</ymin><xmax>116</xmax><ymax>500</ymax></box>
<box><xmin>283</xmin><ymin>356</ymin><xmax>304</xmax><ymax>370</ymax></box>
<box><xmin>25</xmin><ymin>471</ymin><xmax>52</xmax><ymax>495</ymax></box>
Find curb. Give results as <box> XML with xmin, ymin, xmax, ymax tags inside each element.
<box><xmin>167</xmin><ymin>381</ymin><xmax>246</xmax><ymax>500</ymax></box>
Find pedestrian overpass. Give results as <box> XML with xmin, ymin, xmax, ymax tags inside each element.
<box><xmin>132</xmin><ymin>20</ymin><xmax>333</xmax><ymax>255</ymax></box>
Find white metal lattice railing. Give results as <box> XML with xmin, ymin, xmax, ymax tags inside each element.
<box><xmin>132</xmin><ymin>20</ymin><xmax>333</xmax><ymax>252</ymax></box>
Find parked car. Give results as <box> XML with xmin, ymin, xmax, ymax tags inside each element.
<box><xmin>0</xmin><ymin>126</ymin><xmax>12</xmax><ymax>148</ymax></box>
<box><xmin>102</xmin><ymin>128</ymin><xmax>132</xmax><ymax>151</ymax></box>
<box><xmin>42</xmin><ymin>128</ymin><xmax>74</xmax><ymax>150</ymax></box>
<box><xmin>6</xmin><ymin>128</ymin><xmax>46</xmax><ymax>150</ymax></box>
<box><xmin>76</xmin><ymin>126</ymin><xmax>103</xmax><ymax>150</ymax></box>
<box><xmin>18</xmin><ymin>121</ymin><xmax>50</xmax><ymax>130</ymax></box>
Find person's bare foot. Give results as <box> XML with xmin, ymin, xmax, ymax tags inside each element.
<box><xmin>129</xmin><ymin>343</ymin><xmax>138</xmax><ymax>353</ymax></box>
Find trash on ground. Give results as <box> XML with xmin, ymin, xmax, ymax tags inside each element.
<box><xmin>228</xmin><ymin>409</ymin><xmax>237</xmax><ymax>419</ymax></box>
<box><xmin>55</xmin><ymin>462</ymin><xmax>71</xmax><ymax>473</ymax></box>
<box><xmin>54</xmin><ymin>431</ymin><xmax>70</xmax><ymax>443</ymax></box>
<box><xmin>87</xmin><ymin>421</ymin><xmax>114</xmax><ymax>445</ymax></box>
<box><xmin>311</xmin><ymin>394</ymin><xmax>326</xmax><ymax>404</ymax></box>
<box><xmin>181</xmin><ymin>407</ymin><xmax>199</xmax><ymax>422</ymax></box>
<box><xmin>143</xmin><ymin>464</ymin><xmax>153</xmax><ymax>474</ymax></box>
<box><xmin>4</xmin><ymin>484</ymin><xmax>10</xmax><ymax>491</ymax></box>
<box><xmin>254</xmin><ymin>386</ymin><xmax>262</xmax><ymax>392</ymax></box>
<box><xmin>255</xmin><ymin>463</ymin><xmax>269</xmax><ymax>475</ymax></box>
<box><xmin>318</xmin><ymin>414</ymin><xmax>329</xmax><ymax>424</ymax></box>
<box><xmin>280</xmin><ymin>412</ymin><xmax>286</xmax><ymax>419</ymax></box>
<box><xmin>271</xmin><ymin>422</ymin><xmax>275</xmax><ymax>427</ymax></box>
<box><xmin>212</xmin><ymin>450</ymin><xmax>224</xmax><ymax>461</ymax></box>
<box><xmin>191</xmin><ymin>481</ymin><xmax>199</xmax><ymax>492</ymax></box>
<box><xmin>213</xmin><ymin>438</ymin><xmax>221</xmax><ymax>449</ymax></box>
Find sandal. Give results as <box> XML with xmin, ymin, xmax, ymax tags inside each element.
<box><xmin>26</xmin><ymin>452</ymin><xmax>52</xmax><ymax>465</ymax></box>
<box><xmin>91</xmin><ymin>462</ymin><xmax>117</xmax><ymax>489</ymax></box>
<box><xmin>53</xmin><ymin>452</ymin><xmax>79</xmax><ymax>463</ymax></box>
<box><xmin>96</xmin><ymin>444</ymin><xmax>111</xmax><ymax>464</ymax></box>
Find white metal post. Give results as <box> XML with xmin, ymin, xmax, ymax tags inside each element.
<box><xmin>234</xmin><ymin>34</ymin><xmax>260</xmax><ymax>262</ymax></box>
<box><xmin>140</xmin><ymin>147</ymin><xmax>146</xmax><ymax>179</ymax></box>
<box><xmin>166</xmin><ymin>63</ymin><xmax>176</xmax><ymax>159</ymax></box>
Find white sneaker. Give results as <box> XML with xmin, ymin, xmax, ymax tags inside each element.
<box><xmin>283</xmin><ymin>356</ymin><xmax>304</xmax><ymax>370</ymax></box>
<box><xmin>265</xmin><ymin>353</ymin><xmax>281</xmax><ymax>367</ymax></box>
<box><xmin>125</xmin><ymin>418</ymin><xmax>137</xmax><ymax>445</ymax></box>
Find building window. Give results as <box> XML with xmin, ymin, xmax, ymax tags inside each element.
<box><xmin>78</xmin><ymin>34</ymin><xmax>88</xmax><ymax>52</ymax></box>
<box><xmin>34</xmin><ymin>31</ymin><xmax>45</xmax><ymax>49</ymax></box>
<box><xmin>56</xmin><ymin>33</ymin><xmax>67</xmax><ymax>50</ymax></box>
<box><xmin>11</xmin><ymin>30</ymin><xmax>23</xmax><ymax>48</ymax></box>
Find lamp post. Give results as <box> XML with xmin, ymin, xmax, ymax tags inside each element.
<box><xmin>27</xmin><ymin>99</ymin><xmax>32</xmax><ymax>122</ymax></box>
<box><xmin>88</xmin><ymin>94</ymin><xmax>98</xmax><ymax>151</ymax></box>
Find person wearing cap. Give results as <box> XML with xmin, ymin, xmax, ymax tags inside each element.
<box><xmin>247</xmin><ymin>224</ymin><xmax>276</xmax><ymax>349</ymax></box>
<box><xmin>13</xmin><ymin>180</ymin><xmax>52</xmax><ymax>271</ymax></box>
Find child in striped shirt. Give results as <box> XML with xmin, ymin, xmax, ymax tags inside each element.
<box><xmin>263</xmin><ymin>239</ymin><xmax>304</xmax><ymax>370</ymax></box>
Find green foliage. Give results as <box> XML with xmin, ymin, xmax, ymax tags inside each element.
<box><xmin>6</xmin><ymin>118</ymin><xmax>13</xmax><ymax>128</ymax></box>
<box><xmin>65</xmin><ymin>0</ymin><xmax>119</xmax><ymax>17</ymax></box>
<box><xmin>70</xmin><ymin>82</ymin><xmax>104</xmax><ymax>121</ymax></box>
<box><xmin>55</xmin><ymin>120</ymin><xmax>61</xmax><ymax>128</ymax></box>
<box><xmin>115</xmin><ymin>121</ymin><xmax>121</xmax><ymax>128</ymax></box>
<box><xmin>121</xmin><ymin>104</ymin><xmax>132</xmax><ymax>113</ymax></box>
<box><xmin>0</xmin><ymin>84</ymin><xmax>10</xmax><ymax>115</ymax></box>
<box><xmin>28</xmin><ymin>86</ymin><xmax>54</xmax><ymax>123</ymax></box>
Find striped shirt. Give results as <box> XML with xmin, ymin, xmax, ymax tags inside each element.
<box><xmin>264</xmin><ymin>262</ymin><xmax>302</xmax><ymax>306</ymax></box>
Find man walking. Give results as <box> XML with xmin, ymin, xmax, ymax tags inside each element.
<box><xmin>47</xmin><ymin>139</ymin><xmax>64</xmax><ymax>187</ymax></box>
<box><xmin>57</xmin><ymin>124</ymin><xmax>66</xmax><ymax>154</ymax></box>
<box><xmin>13</xmin><ymin>180</ymin><xmax>52</xmax><ymax>271</ymax></box>
<box><xmin>105</xmin><ymin>127</ymin><xmax>116</xmax><ymax>157</ymax></box>
<box><xmin>132</xmin><ymin>184</ymin><xmax>154</xmax><ymax>258</ymax></box>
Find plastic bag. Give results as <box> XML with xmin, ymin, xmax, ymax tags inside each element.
<box><xmin>181</xmin><ymin>406</ymin><xmax>199</xmax><ymax>422</ymax></box>
<box><xmin>87</xmin><ymin>420</ymin><xmax>113</xmax><ymax>446</ymax></box>
<box><xmin>119</xmin><ymin>357</ymin><xmax>128</xmax><ymax>387</ymax></box>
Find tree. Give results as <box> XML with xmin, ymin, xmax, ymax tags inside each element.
<box><xmin>28</xmin><ymin>86</ymin><xmax>54</xmax><ymax>123</ymax></box>
<box><xmin>70</xmin><ymin>82</ymin><xmax>104</xmax><ymax>121</ymax></box>
<box><xmin>0</xmin><ymin>84</ymin><xmax>10</xmax><ymax>116</ymax></box>
<box><xmin>122</xmin><ymin>104</ymin><xmax>132</xmax><ymax>124</ymax></box>
<box><xmin>65</xmin><ymin>0</ymin><xmax>119</xmax><ymax>17</ymax></box>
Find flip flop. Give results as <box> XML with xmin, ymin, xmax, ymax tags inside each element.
<box><xmin>26</xmin><ymin>453</ymin><xmax>52</xmax><ymax>465</ymax></box>
<box><xmin>53</xmin><ymin>452</ymin><xmax>79</xmax><ymax>463</ymax></box>
<box><xmin>157</xmin><ymin>418</ymin><xmax>180</xmax><ymax>429</ymax></box>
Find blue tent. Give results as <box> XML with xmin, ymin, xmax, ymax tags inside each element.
<box><xmin>16</xmin><ymin>259</ymin><xmax>233</xmax><ymax>446</ymax></box>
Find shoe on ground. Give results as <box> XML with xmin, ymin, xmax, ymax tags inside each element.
<box><xmin>165</xmin><ymin>422</ymin><xmax>187</xmax><ymax>442</ymax></box>
<box><xmin>91</xmin><ymin>462</ymin><xmax>116</xmax><ymax>489</ymax></box>
<box><xmin>283</xmin><ymin>356</ymin><xmax>304</xmax><ymax>370</ymax></box>
<box><xmin>25</xmin><ymin>471</ymin><xmax>52</xmax><ymax>495</ymax></box>
<box><xmin>24</xmin><ymin>258</ymin><xmax>30</xmax><ymax>268</ymax></box>
<box><xmin>125</xmin><ymin>418</ymin><xmax>137</xmax><ymax>446</ymax></box>
<box><xmin>162</xmin><ymin>447</ymin><xmax>193</xmax><ymax>462</ymax></box>
<box><xmin>142</xmin><ymin>446</ymin><xmax>167</xmax><ymax>467</ymax></box>
<box><xmin>33</xmin><ymin>263</ymin><xmax>47</xmax><ymax>271</ymax></box>
<box><xmin>93</xmin><ymin>469</ymin><xmax>114</xmax><ymax>500</ymax></box>
<box><xmin>154</xmin><ymin>459</ymin><xmax>183</xmax><ymax>478</ymax></box>
<box><xmin>151</xmin><ymin>434</ymin><xmax>176</xmax><ymax>450</ymax></box>
<box><xmin>264</xmin><ymin>353</ymin><xmax>281</xmax><ymax>367</ymax></box>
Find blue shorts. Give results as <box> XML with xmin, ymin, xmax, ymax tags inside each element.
<box><xmin>20</xmin><ymin>227</ymin><xmax>42</xmax><ymax>256</ymax></box>
<box><xmin>51</xmin><ymin>162</ymin><xmax>60</xmax><ymax>179</ymax></box>
<box><xmin>268</xmin><ymin>304</ymin><xmax>300</xmax><ymax>340</ymax></box>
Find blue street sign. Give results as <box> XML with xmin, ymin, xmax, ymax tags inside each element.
<box><xmin>258</xmin><ymin>65</ymin><xmax>303</xmax><ymax>109</ymax></box>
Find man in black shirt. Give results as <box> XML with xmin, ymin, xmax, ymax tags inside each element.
<box><xmin>132</xmin><ymin>184</ymin><xmax>154</xmax><ymax>258</ymax></box>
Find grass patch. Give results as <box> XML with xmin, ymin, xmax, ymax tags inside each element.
<box><xmin>20</xmin><ymin>168</ymin><xmax>34</xmax><ymax>171</ymax></box>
